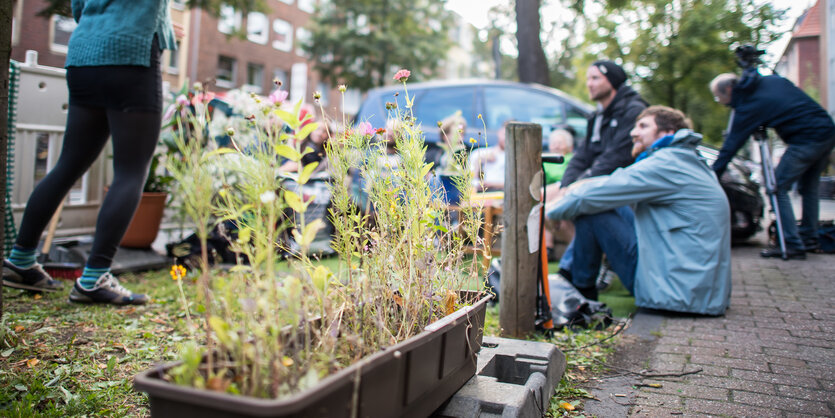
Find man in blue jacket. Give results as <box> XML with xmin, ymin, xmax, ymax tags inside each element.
<box><xmin>710</xmin><ymin>71</ymin><xmax>835</xmax><ymax>259</ymax></box>
<box><xmin>547</xmin><ymin>106</ymin><xmax>732</xmax><ymax>315</ymax></box>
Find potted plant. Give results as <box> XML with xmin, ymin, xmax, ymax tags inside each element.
<box><xmin>133</xmin><ymin>74</ymin><xmax>493</xmax><ymax>417</ymax></box>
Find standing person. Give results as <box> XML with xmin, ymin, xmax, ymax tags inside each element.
<box><xmin>710</xmin><ymin>71</ymin><xmax>835</xmax><ymax>259</ymax></box>
<box><xmin>549</xmin><ymin>60</ymin><xmax>648</xmax><ymax>300</ymax></box>
<box><xmin>547</xmin><ymin>106</ymin><xmax>732</xmax><ymax>315</ymax></box>
<box><xmin>2</xmin><ymin>0</ymin><xmax>177</xmax><ymax>305</ymax></box>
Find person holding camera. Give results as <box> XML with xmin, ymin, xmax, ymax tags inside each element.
<box><xmin>546</xmin><ymin>106</ymin><xmax>732</xmax><ymax>315</ymax></box>
<box><xmin>710</xmin><ymin>69</ymin><xmax>835</xmax><ymax>259</ymax></box>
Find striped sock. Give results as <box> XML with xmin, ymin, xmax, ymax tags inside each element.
<box><xmin>8</xmin><ymin>246</ymin><xmax>37</xmax><ymax>269</ymax></box>
<box><xmin>79</xmin><ymin>266</ymin><xmax>110</xmax><ymax>289</ymax></box>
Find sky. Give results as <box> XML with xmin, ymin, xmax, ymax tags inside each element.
<box><xmin>445</xmin><ymin>0</ymin><xmax>817</xmax><ymax>65</ymax></box>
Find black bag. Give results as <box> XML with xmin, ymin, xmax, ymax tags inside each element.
<box><xmin>548</xmin><ymin>274</ymin><xmax>613</xmax><ymax>330</ymax></box>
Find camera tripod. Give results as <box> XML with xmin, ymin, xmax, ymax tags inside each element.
<box><xmin>752</xmin><ymin>124</ymin><xmax>788</xmax><ymax>259</ymax></box>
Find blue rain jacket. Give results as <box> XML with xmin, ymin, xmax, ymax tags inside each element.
<box><xmin>547</xmin><ymin>130</ymin><xmax>732</xmax><ymax>315</ymax></box>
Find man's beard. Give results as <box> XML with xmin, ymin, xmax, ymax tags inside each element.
<box><xmin>631</xmin><ymin>141</ymin><xmax>646</xmax><ymax>158</ymax></box>
<box><xmin>590</xmin><ymin>86</ymin><xmax>613</xmax><ymax>102</ymax></box>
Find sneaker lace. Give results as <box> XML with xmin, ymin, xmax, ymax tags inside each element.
<box><xmin>100</xmin><ymin>273</ymin><xmax>133</xmax><ymax>296</ymax></box>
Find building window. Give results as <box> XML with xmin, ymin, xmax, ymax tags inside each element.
<box><xmin>217</xmin><ymin>55</ymin><xmax>237</xmax><ymax>88</ymax></box>
<box><xmin>295</xmin><ymin>27</ymin><xmax>311</xmax><ymax>57</ymax></box>
<box><xmin>316</xmin><ymin>82</ymin><xmax>329</xmax><ymax>105</ymax></box>
<box><xmin>298</xmin><ymin>0</ymin><xmax>315</xmax><ymax>13</ymax></box>
<box><xmin>167</xmin><ymin>41</ymin><xmax>181</xmax><ymax>74</ymax></box>
<box><xmin>247</xmin><ymin>12</ymin><xmax>269</xmax><ymax>44</ymax></box>
<box><xmin>273</xmin><ymin>68</ymin><xmax>289</xmax><ymax>88</ymax></box>
<box><xmin>12</xmin><ymin>0</ymin><xmax>23</xmax><ymax>46</ymax></box>
<box><xmin>246</xmin><ymin>63</ymin><xmax>264</xmax><ymax>93</ymax></box>
<box><xmin>49</xmin><ymin>15</ymin><xmax>77</xmax><ymax>54</ymax></box>
<box><xmin>272</xmin><ymin>19</ymin><xmax>293</xmax><ymax>52</ymax></box>
<box><xmin>218</xmin><ymin>5</ymin><xmax>242</xmax><ymax>35</ymax></box>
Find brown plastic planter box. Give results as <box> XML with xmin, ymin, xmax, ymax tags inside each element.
<box><xmin>134</xmin><ymin>293</ymin><xmax>491</xmax><ymax>418</ymax></box>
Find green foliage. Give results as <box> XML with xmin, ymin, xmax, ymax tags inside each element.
<box><xmin>583</xmin><ymin>0</ymin><xmax>786</xmax><ymax>145</ymax></box>
<box><xmin>303</xmin><ymin>0</ymin><xmax>453</xmax><ymax>91</ymax></box>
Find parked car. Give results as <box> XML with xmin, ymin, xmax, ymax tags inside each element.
<box><xmin>355</xmin><ymin>79</ymin><xmax>763</xmax><ymax>241</ymax></box>
<box><xmin>355</xmin><ymin>79</ymin><xmax>591</xmax><ymax>147</ymax></box>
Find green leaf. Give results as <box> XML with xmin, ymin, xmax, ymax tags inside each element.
<box><xmin>298</xmin><ymin>161</ymin><xmax>319</xmax><ymax>185</ymax></box>
<box><xmin>284</xmin><ymin>190</ymin><xmax>307</xmax><ymax>213</ymax></box>
<box><xmin>296</xmin><ymin>122</ymin><xmax>319</xmax><ymax>142</ymax></box>
<box><xmin>275</xmin><ymin>144</ymin><xmax>301</xmax><ymax>162</ymax></box>
<box><xmin>301</xmin><ymin>219</ymin><xmax>325</xmax><ymax>248</ymax></box>
<box><xmin>106</xmin><ymin>356</ymin><xmax>117</xmax><ymax>374</ymax></box>
<box><xmin>1</xmin><ymin>348</ymin><xmax>13</xmax><ymax>357</ymax></box>
<box><xmin>310</xmin><ymin>265</ymin><xmax>331</xmax><ymax>293</ymax></box>
<box><xmin>273</xmin><ymin>109</ymin><xmax>299</xmax><ymax>129</ymax></box>
<box><xmin>14</xmin><ymin>384</ymin><xmax>27</xmax><ymax>391</ymax></box>
<box><xmin>209</xmin><ymin>316</ymin><xmax>232</xmax><ymax>347</ymax></box>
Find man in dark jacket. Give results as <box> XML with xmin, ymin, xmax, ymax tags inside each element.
<box><xmin>711</xmin><ymin>71</ymin><xmax>835</xmax><ymax>259</ymax></box>
<box><xmin>552</xmin><ymin>60</ymin><xmax>648</xmax><ymax>300</ymax></box>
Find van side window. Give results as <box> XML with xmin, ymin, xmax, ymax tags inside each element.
<box><xmin>484</xmin><ymin>87</ymin><xmax>565</xmax><ymax>133</ymax></box>
<box><xmin>411</xmin><ymin>87</ymin><xmax>477</xmax><ymax>131</ymax></box>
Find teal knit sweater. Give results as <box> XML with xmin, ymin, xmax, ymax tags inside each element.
<box><xmin>66</xmin><ymin>0</ymin><xmax>177</xmax><ymax>67</ymax></box>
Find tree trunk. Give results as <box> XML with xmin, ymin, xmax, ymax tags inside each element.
<box><xmin>0</xmin><ymin>0</ymin><xmax>13</xmax><ymax>320</ymax></box>
<box><xmin>515</xmin><ymin>0</ymin><xmax>550</xmax><ymax>85</ymax></box>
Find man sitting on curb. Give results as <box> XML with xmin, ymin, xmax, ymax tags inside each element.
<box><xmin>546</xmin><ymin>106</ymin><xmax>732</xmax><ymax>315</ymax></box>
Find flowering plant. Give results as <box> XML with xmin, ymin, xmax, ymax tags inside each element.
<box><xmin>162</xmin><ymin>71</ymin><xmax>489</xmax><ymax>399</ymax></box>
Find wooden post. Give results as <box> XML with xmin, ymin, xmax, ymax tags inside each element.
<box><xmin>499</xmin><ymin>122</ymin><xmax>541</xmax><ymax>337</ymax></box>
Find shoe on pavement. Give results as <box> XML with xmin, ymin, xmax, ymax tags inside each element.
<box><xmin>69</xmin><ymin>272</ymin><xmax>148</xmax><ymax>305</ymax></box>
<box><xmin>760</xmin><ymin>247</ymin><xmax>806</xmax><ymax>260</ymax></box>
<box><xmin>2</xmin><ymin>260</ymin><xmax>64</xmax><ymax>292</ymax></box>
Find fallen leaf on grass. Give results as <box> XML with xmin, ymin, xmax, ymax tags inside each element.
<box><xmin>559</xmin><ymin>402</ymin><xmax>575</xmax><ymax>411</ymax></box>
<box><xmin>113</xmin><ymin>343</ymin><xmax>130</xmax><ymax>354</ymax></box>
<box><xmin>150</xmin><ymin>317</ymin><xmax>167</xmax><ymax>325</ymax></box>
<box><xmin>34</xmin><ymin>294</ymin><xmax>42</xmax><ymax>300</ymax></box>
<box><xmin>116</xmin><ymin>307</ymin><xmax>137</xmax><ymax>315</ymax></box>
<box><xmin>26</xmin><ymin>358</ymin><xmax>40</xmax><ymax>368</ymax></box>
<box><xmin>14</xmin><ymin>325</ymin><xmax>24</xmax><ymax>333</ymax></box>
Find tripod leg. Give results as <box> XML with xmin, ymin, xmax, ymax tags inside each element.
<box><xmin>760</xmin><ymin>140</ymin><xmax>788</xmax><ymax>259</ymax></box>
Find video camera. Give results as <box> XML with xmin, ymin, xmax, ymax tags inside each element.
<box><xmin>735</xmin><ymin>44</ymin><xmax>765</xmax><ymax>70</ymax></box>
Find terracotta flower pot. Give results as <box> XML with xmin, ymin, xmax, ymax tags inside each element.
<box><xmin>120</xmin><ymin>192</ymin><xmax>168</xmax><ymax>248</ymax></box>
<box><xmin>134</xmin><ymin>292</ymin><xmax>491</xmax><ymax>418</ymax></box>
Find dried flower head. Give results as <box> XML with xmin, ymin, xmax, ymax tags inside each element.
<box><xmin>385</xmin><ymin>101</ymin><xmax>397</xmax><ymax>110</ymax></box>
<box><xmin>313</xmin><ymin>91</ymin><xmax>322</xmax><ymax>100</ymax></box>
<box><xmin>274</xmin><ymin>78</ymin><xmax>283</xmax><ymax>86</ymax></box>
<box><xmin>226</xmin><ymin>127</ymin><xmax>235</xmax><ymax>137</ymax></box>
<box><xmin>338</xmin><ymin>84</ymin><xmax>347</xmax><ymax>93</ymax></box>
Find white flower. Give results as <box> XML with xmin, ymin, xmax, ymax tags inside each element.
<box><xmin>260</xmin><ymin>191</ymin><xmax>276</xmax><ymax>204</ymax></box>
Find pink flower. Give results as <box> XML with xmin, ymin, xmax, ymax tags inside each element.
<box><xmin>269</xmin><ymin>89</ymin><xmax>289</xmax><ymax>105</ymax></box>
<box><xmin>393</xmin><ymin>69</ymin><xmax>411</xmax><ymax>82</ymax></box>
<box><xmin>357</xmin><ymin>121</ymin><xmax>375</xmax><ymax>136</ymax></box>
<box><xmin>191</xmin><ymin>92</ymin><xmax>215</xmax><ymax>106</ymax></box>
<box><xmin>175</xmin><ymin>94</ymin><xmax>189</xmax><ymax>107</ymax></box>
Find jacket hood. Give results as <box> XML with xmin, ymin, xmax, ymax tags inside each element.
<box><xmin>669</xmin><ymin>129</ymin><xmax>702</xmax><ymax>148</ymax></box>
<box><xmin>730</xmin><ymin>68</ymin><xmax>761</xmax><ymax>107</ymax></box>
<box><xmin>605</xmin><ymin>85</ymin><xmax>647</xmax><ymax>115</ymax></box>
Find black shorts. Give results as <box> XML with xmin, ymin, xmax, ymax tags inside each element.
<box><xmin>67</xmin><ymin>36</ymin><xmax>162</xmax><ymax>113</ymax></box>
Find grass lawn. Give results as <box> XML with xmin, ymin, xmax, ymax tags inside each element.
<box><xmin>1</xmin><ymin>259</ymin><xmax>630</xmax><ymax>417</ymax></box>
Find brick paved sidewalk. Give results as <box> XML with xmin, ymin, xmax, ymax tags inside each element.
<box><xmin>629</xmin><ymin>245</ymin><xmax>834</xmax><ymax>416</ymax></box>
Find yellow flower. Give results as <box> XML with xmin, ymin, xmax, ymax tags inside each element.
<box><xmin>469</xmin><ymin>137</ymin><xmax>477</xmax><ymax>144</ymax></box>
<box><xmin>170</xmin><ymin>264</ymin><xmax>187</xmax><ymax>281</ymax></box>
